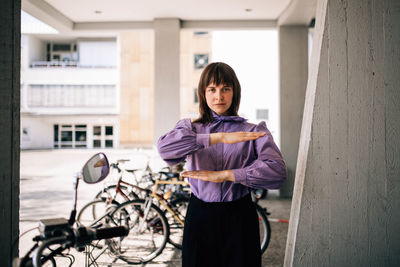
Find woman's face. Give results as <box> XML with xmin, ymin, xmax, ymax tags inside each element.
<box><xmin>205</xmin><ymin>83</ymin><xmax>233</xmax><ymax>116</ymax></box>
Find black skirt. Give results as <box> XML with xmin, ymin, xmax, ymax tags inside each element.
<box><xmin>182</xmin><ymin>194</ymin><xmax>261</xmax><ymax>267</ymax></box>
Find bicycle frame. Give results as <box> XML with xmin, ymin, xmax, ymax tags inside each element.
<box><xmin>151</xmin><ymin>180</ymin><xmax>189</xmax><ymax>226</ymax></box>
<box><xmin>108</xmin><ymin>175</ymin><xmax>189</xmax><ymax>227</ymax></box>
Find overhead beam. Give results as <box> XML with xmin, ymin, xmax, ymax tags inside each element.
<box><xmin>74</xmin><ymin>21</ymin><xmax>154</xmax><ymax>31</ymax></box>
<box><xmin>22</xmin><ymin>0</ymin><xmax>73</xmax><ymax>33</ymax></box>
<box><xmin>181</xmin><ymin>20</ymin><xmax>276</xmax><ymax>29</ymax></box>
<box><xmin>74</xmin><ymin>19</ymin><xmax>276</xmax><ymax>32</ymax></box>
<box><xmin>278</xmin><ymin>0</ymin><xmax>317</xmax><ymax>26</ymax></box>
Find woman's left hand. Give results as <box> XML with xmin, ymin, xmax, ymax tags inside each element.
<box><xmin>181</xmin><ymin>170</ymin><xmax>234</xmax><ymax>183</ymax></box>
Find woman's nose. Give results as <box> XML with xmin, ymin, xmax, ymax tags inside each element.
<box><xmin>216</xmin><ymin>90</ymin><xmax>224</xmax><ymax>100</ymax></box>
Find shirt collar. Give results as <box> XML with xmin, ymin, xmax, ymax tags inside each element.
<box><xmin>211</xmin><ymin>111</ymin><xmax>246</xmax><ymax>123</ymax></box>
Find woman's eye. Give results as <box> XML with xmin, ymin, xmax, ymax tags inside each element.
<box><xmin>223</xmin><ymin>87</ymin><xmax>232</xmax><ymax>91</ymax></box>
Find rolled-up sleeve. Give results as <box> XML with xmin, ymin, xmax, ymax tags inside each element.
<box><xmin>232</xmin><ymin>121</ymin><xmax>287</xmax><ymax>190</ymax></box>
<box><xmin>157</xmin><ymin>119</ymin><xmax>209</xmax><ymax>166</ymax></box>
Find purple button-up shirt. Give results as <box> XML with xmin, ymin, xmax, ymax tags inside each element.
<box><xmin>157</xmin><ymin>112</ymin><xmax>287</xmax><ymax>202</ymax></box>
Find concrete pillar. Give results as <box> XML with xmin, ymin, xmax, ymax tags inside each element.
<box><xmin>0</xmin><ymin>0</ymin><xmax>20</xmax><ymax>265</ymax></box>
<box><xmin>154</xmin><ymin>18</ymin><xmax>180</xmax><ymax>144</ymax></box>
<box><xmin>279</xmin><ymin>26</ymin><xmax>308</xmax><ymax>198</ymax></box>
<box><xmin>285</xmin><ymin>0</ymin><xmax>400</xmax><ymax>266</ymax></box>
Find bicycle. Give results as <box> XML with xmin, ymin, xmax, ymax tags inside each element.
<box><xmin>95</xmin><ymin>159</ymin><xmax>184</xmax><ymax>202</ymax></box>
<box><xmin>92</xmin><ymin>174</ymin><xmax>270</xmax><ymax>254</ymax></box>
<box><xmin>90</xmin><ymin>158</ymin><xmax>270</xmax><ymax>255</ymax></box>
<box><xmin>94</xmin><ymin>160</ymin><xmax>190</xmax><ymax>247</ymax></box>
<box><xmin>14</xmin><ymin>153</ymin><xmax>129</xmax><ymax>267</ymax></box>
<box><xmin>78</xmin><ymin>178</ymin><xmax>190</xmax><ymax>262</ymax></box>
<box><xmin>251</xmin><ymin>189</ymin><xmax>272</xmax><ymax>254</ymax></box>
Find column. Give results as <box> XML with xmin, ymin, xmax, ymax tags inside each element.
<box><xmin>285</xmin><ymin>0</ymin><xmax>400</xmax><ymax>266</ymax></box>
<box><xmin>0</xmin><ymin>0</ymin><xmax>20</xmax><ymax>265</ymax></box>
<box><xmin>279</xmin><ymin>26</ymin><xmax>308</xmax><ymax>197</ymax></box>
<box><xmin>153</xmin><ymin>18</ymin><xmax>180</xmax><ymax>144</ymax></box>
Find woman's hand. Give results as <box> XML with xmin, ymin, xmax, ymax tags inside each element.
<box><xmin>210</xmin><ymin>132</ymin><xmax>266</xmax><ymax>146</ymax></box>
<box><xmin>181</xmin><ymin>170</ymin><xmax>234</xmax><ymax>183</ymax></box>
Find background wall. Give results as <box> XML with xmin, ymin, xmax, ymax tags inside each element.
<box><xmin>119</xmin><ymin>31</ymin><xmax>154</xmax><ymax>146</ymax></box>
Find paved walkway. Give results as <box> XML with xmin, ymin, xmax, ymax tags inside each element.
<box><xmin>19</xmin><ymin>149</ymin><xmax>291</xmax><ymax>266</ymax></box>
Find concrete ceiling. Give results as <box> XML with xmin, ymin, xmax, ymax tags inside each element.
<box><xmin>44</xmin><ymin>0</ymin><xmax>291</xmax><ymax>22</ymax></box>
<box><xmin>22</xmin><ymin>0</ymin><xmax>316</xmax><ymax>37</ymax></box>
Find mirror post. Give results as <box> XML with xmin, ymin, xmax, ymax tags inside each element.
<box><xmin>68</xmin><ymin>173</ymin><xmax>81</xmax><ymax>225</ymax></box>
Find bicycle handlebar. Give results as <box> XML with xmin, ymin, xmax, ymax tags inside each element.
<box><xmin>30</xmin><ymin>225</ymin><xmax>129</xmax><ymax>267</ymax></box>
<box><xmin>76</xmin><ymin>225</ymin><xmax>129</xmax><ymax>243</ymax></box>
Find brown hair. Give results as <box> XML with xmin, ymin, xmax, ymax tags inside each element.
<box><xmin>193</xmin><ymin>62</ymin><xmax>241</xmax><ymax>124</ymax></box>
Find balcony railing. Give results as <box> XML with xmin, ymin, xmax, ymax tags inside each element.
<box><xmin>30</xmin><ymin>61</ymin><xmax>116</xmax><ymax>68</ymax></box>
<box><xmin>24</xmin><ymin>84</ymin><xmax>117</xmax><ymax>108</ymax></box>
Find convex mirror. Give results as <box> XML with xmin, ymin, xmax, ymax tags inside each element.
<box><xmin>82</xmin><ymin>153</ymin><xmax>110</xmax><ymax>184</ymax></box>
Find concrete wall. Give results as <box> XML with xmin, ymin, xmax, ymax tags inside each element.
<box><xmin>27</xmin><ymin>35</ymin><xmax>45</xmax><ymax>64</ymax></box>
<box><xmin>20</xmin><ymin>117</ymin><xmax>53</xmax><ymax>149</ymax></box>
<box><xmin>0</xmin><ymin>0</ymin><xmax>20</xmax><ymax>265</ymax></box>
<box><xmin>279</xmin><ymin>26</ymin><xmax>308</xmax><ymax>197</ymax></box>
<box><xmin>154</xmin><ymin>18</ymin><xmax>180</xmax><ymax>144</ymax></box>
<box><xmin>79</xmin><ymin>40</ymin><xmax>117</xmax><ymax>67</ymax></box>
<box><xmin>285</xmin><ymin>0</ymin><xmax>400</xmax><ymax>266</ymax></box>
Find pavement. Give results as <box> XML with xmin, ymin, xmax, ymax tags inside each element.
<box><xmin>18</xmin><ymin>149</ymin><xmax>291</xmax><ymax>266</ymax></box>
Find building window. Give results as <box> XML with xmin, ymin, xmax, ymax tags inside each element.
<box><xmin>194</xmin><ymin>88</ymin><xmax>199</xmax><ymax>103</ymax></box>
<box><xmin>256</xmin><ymin>109</ymin><xmax>269</xmax><ymax>120</ymax></box>
<box><xmin>105</xmin><ymin>140</ymin><xmax>113</xmax><ymax>148</ymax></box>
<box><xmin>104</xmin><ymin>126</ymin><xmax>114</xmax><ymax>148</ymax></box>
<box><xmin>75</xmin><ymin>125</ymin><xmax>87</xmax><ymax>148</ymax></box>
<box><xmin>194</xmin><ymin>54</ymin><xmax>209</xmax><ymax>69</ymax></box>
<box><xmin>54</xmin><ymin>124</ymin><xmax>87</xmax><ymax>148</ymax></box>
<box><xmin>93</xmin><ymin>125</ymin><xmax>114</xmax><ymax>148</ymax></box>
<box><xmin>93</xmin><ymin>140</ymin><xmax>101</xmax><ymax>148</ymax></box>
<box><xmin>61</xmin><ymin>130</ymin><xmax>72</xmax><ymax>142</ymax></box>
<box><xmin>105</xmin><ymin>126</ymin><xmax>113</xmax><ymax>136</ymax></box>
<box><xmin>93</xmin><ymin>126</ymin><xmax>102</xmax><ymax>148</ymax></box>
<box><xmin>93</xmin><ymin>126</ymin><xmax>101</xmax><ymax>136</ymax></box>
<box><xmin>46</xmin><ymin>42</ymin><xmax>77</xmax><ymax>63</ymax></box>
<box><xmin>193</xmin><ymin>31</ymin><xmax>209</xmax><ymax>37</ymax></box>
<box><xmin>52</xmin><ymin>124</ymin><xmax>114</xmax><ymax>149</ymax></box>
<box><xmin>53</xmin><ymin>125</ymin><xmax>58</xmax><ymax>148</ymax></box>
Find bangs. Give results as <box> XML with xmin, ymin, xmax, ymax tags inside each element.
<box><xmin>205</xmin><ymin>64</ymin><xmax>235</xmax><ymax>87</ymax></box>
<box><xmin>194</xmin><ymin>62</ymin><xmax>241</xmax><ymax>123</ymax></box>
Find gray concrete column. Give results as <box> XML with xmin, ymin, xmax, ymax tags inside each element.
<box><xmin>279</xmin><ymin>26</ymin><xmax>308</xmax><ymax>198</ymax></box>
<box><xmin>154</xmin><ymin>18</ymin><xmax>180</xmax><ymax>144</ymax></box>
<box><xmin>285</xmin><ymin>0</ymin><xmax>400</xmax><ymax>266</ymax></box>
<box><xmin>0</xmin><ymin>0</ymin><xmax>20</xmax><ymax>265</ymax></box>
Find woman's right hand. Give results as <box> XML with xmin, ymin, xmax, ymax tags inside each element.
<box><xmin>210</xmin><ymin>132</ymin><xmax>266</xmax><ymax>145</ymax></box>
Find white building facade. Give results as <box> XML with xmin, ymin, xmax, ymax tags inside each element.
<box><xmin>20</xmin><ymin>35</ymin><xmax>120</xmax><ymax>149</ymax></box>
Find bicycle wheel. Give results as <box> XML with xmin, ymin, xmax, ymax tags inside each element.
<box><xmin>77</xmin><ymin>199</ymin><xmax>118</xmax><ymax>227</ymax></box>
<box><xmin>255</xmin><ymin>204</ymin><xmax>271</xmax><ymax>254</ymax></box>
<box><xmin>109</xmin><ymin>199</ymin><xmax>170</xmax><ymax>264</ymax></box>
<box><xmin>165</xmin><ymin>196</ymin><xmax>189</xmax><ymax>249</ymax></box>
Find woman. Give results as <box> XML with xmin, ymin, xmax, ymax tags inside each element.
<box><xmin>157</xmin><ymin>62</ymin><xmax>286</xmax><ymax>267</ymax></box>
